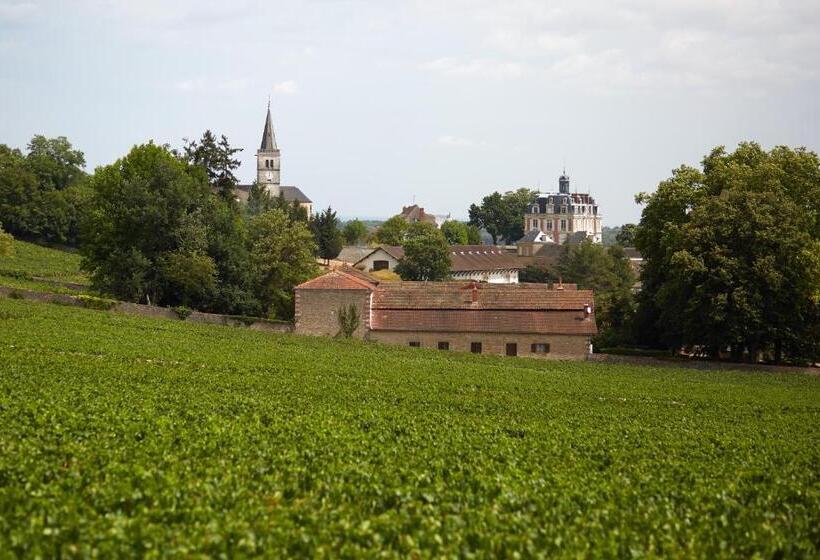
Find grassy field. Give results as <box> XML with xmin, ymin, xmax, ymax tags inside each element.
<box><xmin>0</xmin><ymin>240</ymin><xmax>90</xmax><ymax>294</ymax></box>
<box><xmin>0</xmin><ymin>297</ymin><xmax>818</xmax><ymax>558</ymax></box>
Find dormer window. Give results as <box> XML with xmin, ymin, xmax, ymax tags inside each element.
<box><xmin>531</xmin><ymin>205</ymin><xmax>539</xmax><ymax>213</ymax></box>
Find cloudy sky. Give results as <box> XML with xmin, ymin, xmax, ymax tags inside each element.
<box><xmin>1</xmin><ymin>0</ymin><xmax>818</xmax><ymax>224</ymax></box>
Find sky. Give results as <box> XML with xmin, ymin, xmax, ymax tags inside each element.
<box><xmin>1</xmin><ymin>0</ymin><xmax>819</xmax><ymax>225</ymax></box>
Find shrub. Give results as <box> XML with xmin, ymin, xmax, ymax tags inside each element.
<box><xmin>336</xmin><ymin>304</ymin><xmax>360</xmax><ymax>338</ymax></box>
<box><xmin>77</xmin><ymin>295</ymin><xmax>117</xmax><ymax>311</ymax></box>
<box><xmin>173</xmin><ymin>305</ymin><xmax>193</xmax><ymax>320</ymax></box>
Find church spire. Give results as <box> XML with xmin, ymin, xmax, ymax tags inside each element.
<box><xmin>260</xmin><ymin>100</ymin><xmax>277</xmax><ymax>151</ymax></box>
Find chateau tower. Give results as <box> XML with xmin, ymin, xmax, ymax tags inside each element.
<box><xmin>558</xmin><ymin>170</ymin><xmax>570</xmax><ymax>194</ymax></box>
<box><xmin>257</xmin><ymin>101</ymin><xmax>281</xmax><ymax>195</ymax></box>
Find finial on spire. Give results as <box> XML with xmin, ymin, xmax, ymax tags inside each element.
<box><xmin>267</xmin><ymin>95</ymin><xmax>271</xmax><ymax>110</ymax></box>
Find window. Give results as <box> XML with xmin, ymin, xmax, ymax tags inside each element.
<box><xmin>438</xmin><ymin>341</ymin><xmax>450</xmax><ymax>350</ymax></box>
<box><xmin>560</xmin><ymin>219</ymin><xmax>567</xmax><ymax>231</ymax></box>
<box><xmin>373</xmin><ymin>260</ymin><xmax>389</xmax><ymax>271</ymax></box>
<box><xmin>470</xmin><ymin>342</ymin><xmax>482</xmax><ymax>354</ymax></box>
<box><xmin>505</xmin><ymin>343</ymin><xmax>517</xmax><ymax>356</ymax></box>
<box><xmin>532</xmin><ymin>219</ymin><xmax>539</xmax><ymax>229</ymax></box>
<box><xmin>546</xmin><ymin>220</ymin><xmax>553</xmax><ymax>230</ymax></box>
<box><xmin>409</xmin><ymin>341</ymin><xmax>421</xmax><ymax>348</ymax></box>
<box><xmin>531</xmin><ymin>343</ymin><xmax>551</xmax><ymax>354</ymax></box>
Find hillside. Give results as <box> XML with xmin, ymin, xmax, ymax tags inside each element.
<box><xmin>0</xmin><ymin>240</ymin><xmax>90</xmax><ymax>294</ymax></box>
<box><xmin>0</xmin><ymin>297</ymin><xmax>818</xmax><ymax>557</ymax></box>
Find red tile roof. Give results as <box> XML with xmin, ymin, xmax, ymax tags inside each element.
<box><xmin>295</xmin><ymin>269</ymin><xmax>376</xmax><ymax>291</ymax></box>
<box><xmin>372</xmin><ymin>282</ymin><xmax>593</xmax><ymax>311</ymax></box>
<box><xmin>371</xmin><ymin>309</ymin><xmax>597</xmax><ymax>335</ymax></box>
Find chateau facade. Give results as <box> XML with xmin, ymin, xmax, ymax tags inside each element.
<box><xmin>522</xmin><ymin>173</ymin><xmax>602</xmax><ymax>244</ymax></box>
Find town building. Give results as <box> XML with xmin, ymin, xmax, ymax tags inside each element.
<box><xmin>294</xmin><ymin>268</ymin><xmax>596</xmax><ymax>359</ymax></box>
<box><xmin>522</xmin><ymin>172</ymin><xmax>602</xmax><ymax>244</ymax></box>
<box><xmin>233</xmin><ymin>102</ymin><xmax>313</xmax><ymax>215</ymax></box>
<box><xmin>353</xmin><ymin>245</ymin><xmax>524</xmax><ymax>283</ymax></box>
<box><xmin>399</xmin><ymin>204</ymin><xmax>450</xmax><ymax>227</ymax></box>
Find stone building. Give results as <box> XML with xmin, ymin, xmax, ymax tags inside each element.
<box><xmin>522</xmin><ymin>172</ymin><xmax>602</xmax><ymax>244</ymax></box>
<box><xmin>294</xmin><ymin>268</ymin><xmax>596</xmax><ymax>359</ymax></box>
<box><xmin>233</xmin><ymin>102</ymin><xmax>312</xmax><ymax>215</ymax></box>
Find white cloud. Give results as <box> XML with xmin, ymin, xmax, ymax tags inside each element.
<box><xmin>419</xmin><ymin>57</ymin><xmax>526</xmax><ymax>79</ymax></box>
<box><xmin>436</xmin><ymin>135</ymin><xmax>488</xmax><ymax>148</ymax></box>
<box><xmin>272</xmin><ymin>80</ymin><xmax>299</xmax><ymax>95</ymax></box>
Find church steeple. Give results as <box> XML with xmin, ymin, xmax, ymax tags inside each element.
<box><xmin>260</xmin><ymin>99</ymin><xmax>277</xmax><ymax>151</ymax></box>
<box><xmin>257</xmin><ymin>99</ymin><xmax>281</xmax><ymax>193</ymax></box>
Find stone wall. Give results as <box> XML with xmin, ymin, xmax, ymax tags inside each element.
<box><xmin>294</xmin><ymin>288</ymin><xmax>371</xmax><ymax>338</ymax></box>
<box><xmin>368</xmin><ymin>330</ymin><xmax>590</xmax><ymax>359</ymax></box>
<box><xmin>587</xmin><ymin>353</ymin><xmax>818</xmax><ymax>375</ymax></box>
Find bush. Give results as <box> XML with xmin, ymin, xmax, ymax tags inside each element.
<box><xmin>173</xmin><ymin>305</ymin><xmax>193</xmax><ymax>320</ymax></box>
<box><xmin>0</xmin><ymin>226</ymin><xmax>13</xmax><ymax>257</ymax></box>
<box><xmin>76</xmin><ymin>295</ymin><xmax>117</xmax><ymax>311</ymax></box>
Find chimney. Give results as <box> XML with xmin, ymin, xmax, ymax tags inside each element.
<box><xmin>584</xmin><ymin>303</ymin><xmax>592</xmax><ymax>318</ymax></box>
<box><xmin>471</xmin><ymin>283</ymin><xmax>479</xmax><ymax>303</ymax></box>
<box><xmin>557</xmin><ymin>276</ymin><xmax>564</xmax><ymax>290</ymax></box>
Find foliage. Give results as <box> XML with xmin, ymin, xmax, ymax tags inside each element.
<box><xmin>180</xmin><ymin>130</ymin><xmax>242</xmax><ymax>202</ymax></box>
<box><xmin>0</xmin><ymin>139</ymin><xmax>88</xmax><ymax>245</ymax></box>
<box><xmin>634</xmin><ymin>143</ymin><xmax>820</xmax><ymax>363</ymax></box>
<box><xmin>342</xmin><ymin>219</ymin><xmax>369</xmax><ymax>246</ymax></box>
<box><xmin>272</xmin><ymin>191</ymin><xmax>309</xmax><ymax>223</ymax></box>
<box><xmin>173</xmin><ymin>305</ymin><xmax>193</xmax><ymax>320</ymax></box>
<box><xmin>335</xmin><ymin>304</ymin><xmax>360</xmax><ymax>338</ymax></box>
<box><xmin>80</xmin><ymin>143</ymin><xmax>212</xmax><ymax>306</ymax></box>
<box><xmin>248</xmin><ymin>209</ymin><xmax>319</xmax><ymax>319</ymax></box>
<box><xmin>0</xmin><ymin>239</ymin><xmax>87</xmax><ymax>284</ymax></box>
<box><xmin>369</xmin><ymin>269</ymin><xmax>401</xmax><ymax>282</ymax></box>
<box><xmin>557</xmin><ymin>240</ymin><xmax>636</xmax><ymax>347</ymax></box>
<box><xmin>0</xmin><ymin>225</ymin><xmax>12</xmax><ymax>257</ymax></box>
<box><xmin>440</xmin><ymin>220</ymin><xmax>480</xmax><ymax>245</ymax></box>
<box><xmin>373</xmin><ymin>215</ymin><xmax>408</xmax><ymax>246</ymax></box>
<box><xmin>0</xmin><ymin>297</ymin><xmax>818</xmax><ymax>558</ymax></box>
<box><xmin>76</xmin><ymin>294</ymin><xmax>117</xmax><ymax>311</ymax></box>
<box><xmin>518</xmin><ymin>264</ymin><xmax>557</xmax><ymax>284</ymax></box>
<box><xmin>614</xmin><ymin>223</ymin><xmax>637</xmax><ymax>246</ymax></box>
<box><xmin>245</xmin><ymin>181</ymin><xmax>272</xmax><ymax>217</ymax></box>
<box><xmin>468</xmin><ymin>188</ymin><xmax>537</xmax><ymax>245</ymax></box>
<box><xmin>395</xmin><ymin>222</ymin><xmax>450</xmax><ymax>281</ymax></box>
<box><xmin>311</xmin><ymin>206</ymin><xmax>343</xmax><ymax>262</ymax></box>
<box><xmin>26</xmin><ymin>135</ymin><xmax>86</xmax><ymax>191</ymax></box>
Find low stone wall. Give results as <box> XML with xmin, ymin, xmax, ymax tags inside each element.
<box><xmin>1</xmin><ymin>287</ymin><xmax>293</xmax><ymax>334</ymax></box>
<box><xmin>588</xmin><ymin>352</ymin><xmax>818</xmax><ymax>375</ymax></box>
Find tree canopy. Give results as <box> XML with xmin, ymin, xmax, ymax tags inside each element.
<box><xmin>634</xmin><ymin>142</ymin><xmax>820</xmax><ymax>363</ymax></box>
<box><xmin>373</xmin><ymin>215</ymin><xmax>408</xmax><ymax>246</ymax></box>
<box><xmin>181</xmin><ymin>130</ymin><xmax>242</xmax><ymax>201</ymax></box>
<box><xmin>468</xmin><ymin>188</ymin><xmax>537</xmax><ymax>245</ymax></box>
<box><xmin>395</xmin><ymin>222</ymin><xmax>451</xmax><ymax>281</ymax></box>
<box><xmin>342</xmin><ymin>219</ymin><xmax>369</xmax><ymax>246</ymax></box>
<box><xmin>311</xmin><ymin>206</ymin><xmax>343</xmax><ymax>262</ymax></box>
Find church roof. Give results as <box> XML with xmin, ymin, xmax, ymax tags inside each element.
<box><xmin>260</xmin><ymin>104</ymin><xmax>278</xmax><ymax>151</ymax></box>
<box><xmin>233</xmin><ymin>185</ymin><xmax>312</xmax><ymax>204</ymax></box>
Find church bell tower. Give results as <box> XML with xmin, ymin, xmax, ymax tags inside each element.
<box><xmin>257</xmin><ymin>100</ymin><xmax>281</xmax><ymax>195</ymax></box>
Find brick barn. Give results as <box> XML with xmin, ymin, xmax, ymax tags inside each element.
<box><xmin>294</xmin><ymin>268</ymin><xmax>596</xmax><ymax>359</ymax></box>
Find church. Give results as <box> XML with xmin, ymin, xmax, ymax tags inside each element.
<box><xmin>233</xmin><ymin>103</ymin><xmax>313</xmax><ymax>215</ymax></box>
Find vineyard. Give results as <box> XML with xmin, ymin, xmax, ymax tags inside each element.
<box><xmin>0</xmin><ymin>296</ymin><xmax>818</xmax><ymax>557</ymax></box>
<box><xmin>0</xmin><ymin>240</ymin><xmax>90</xmax><ymax>294</ymax></box>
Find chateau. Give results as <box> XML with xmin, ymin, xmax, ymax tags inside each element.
<box><xmin>522</xmin><ymin>172</ymin><xmax>602</xmax><ymax>244</ymax></box>
<box><xmin>234</xmin><ymin>103</ymin><xmax>313</xmax><ymax>214</ymax></box>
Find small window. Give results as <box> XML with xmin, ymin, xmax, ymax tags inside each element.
<box><xmin>531</xmin><ymin>343</ymin><xmax>551</xmax><ymax>354</ymax></box>
<box><xmin>470</xmin><ymin>342</ymin><xmax>482</xmax><ymax>354</ymax></box>
<box><xmin>532</xmin><ymin>219</ymin><xmax>539</xmax><ymax>228</ymax></box>
<box><xmin>409</xmin><ymin>341</ymin><xmax>421</xmax><ymax>348</ymax></box>
<box><xmin>373</xmin><ymin>260</ymin><xmax>389</xmax><ymax>271</ymax></box>
<box><xmin>546</xmin><ymin>220</ymin><xmax>553</xmax><ymax>230</ymax></box>
<box><xmin>560</xmin><ymin>219</ymin><xmax>567</xmax><ymax>231</ymax></box>
<box><xmin>505</xmin><ymin>343</ymin><xmax>517</xmax><ymax>356</ymax></box>
<box><xmin>438</xmin><ymin>341</ymin><xmax>450</xmax><ymax>350</ymax></box>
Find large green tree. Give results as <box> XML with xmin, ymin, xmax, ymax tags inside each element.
<box><xmin>248</xmin><ymin>209</ymin><xmax>319</xmax><ymax>319</ymax></box>
<box><xmin>342</xmin><ymin>219</ymin><xmax>368</xmax><ymax>246</ymax></box>
<box><xmin>635</xmin><ymin>143</ymin><xmax>820</xmax><ymax>363</ymax></box>
<box><xmin>26</xmin><ymin>135</ymin><xmax>86</xmax><ymax>191</ymax></box>
<box><xmin>395</xmin><ymin>222</ymin><xmax>451</xmax><ymax>281</ymax></box>
<box><xmin>181</xmin><ymin>130</ymin><xmax>242</xmax><ymax>201</ymax></box>
<box><xmin>468</xmin><ymin>188</ymin><xmax>537</xmax><ymax>245</ymax></box>
<box><xmin>311</xmin><ymin>206</ymin><xmax>343</xmax><ymax>263</ymax></box>
<box><xmin>80</xmin><ymin>143</ymin><xmax>212</xmax><ymax>305</ymax></box>
<box><xmin>373</xmin><ymin>215</ymin><xmax>408</xmax><ymax>246</ymax></box>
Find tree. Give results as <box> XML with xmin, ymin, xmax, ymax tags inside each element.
<box><xmin>248</xmin><ymin>209</ymin><xmax>319</xmax><ymax>319</ymax></box>
<box><xmin>182</xmin><ymin>130</ymin><xmax>242</xmax><ymax>201</ymax></box>
<box><xmin>272</xmin><ymin>192</ymin><xmax>308</xmax><ymax>223</ymax></box>
<box><xmin>246</xmin><ymin>181</ymin><xmax>272</xmax><ymax>217</ymax></box>
<box><xmin>519</xmin><ymin>264</ymin><xmax>557</xmax><ymax>284</ymax></box>
<box><xmin>634</xmin><ymin>143</ymin><xmax>820</xmax><ymax>363</ymax></box>
<box><xmin>80</xmin><ymin>143</ymin><xmax>212</xmax><ymax>305</ymax></box>
<box><xmin>342</xmin><ymin>219</ymin><xmax>368</xmax><ymax>246</ymax></box>
<box><xmin>468</xmin><ymin>188</ymin><xmax>537</xmax><ymax>245</ymax></box>
<box><xmin>0</xmin><ymin>145</ymin><xmax>39</xmax><ymax>237</ymax></box>
<box><xmin>465</xmin><ymin>224</ymin><xmax>482</xmax><ymax>245</ymax></box>
<box><xmin>440</xmin><ymin>220</ymin><xmax>469</xmax><ymax>245</ymax></box>
<box><xmin>557</xmin><ymin>240</ymin><xmax>635</xmax><ymax>348</ymax></box>
<box><xmin>26</xmin><ymin>135</ymin><xmax>86</xmax><ymax>191</ymax></box>
<box><xmin>336</xmin><ymin>304</ymin><xmax>361</xmax><ymax>338</ymax></box>
<box><xmin>615</xmin><ymin>223</ymin><xmax>637</xmax><ymax>246</ymax></box>
<box><xmin>395</xmin><ymin>222</ymin><xmax>451</xmax><ymax>281</ymax></box>
<box><xmin>0</xmin><ymin>224</ymin><xmax>13</xmax><ymax>257</ymax></box>
<box><xmin>373</xmin><ymin>215</ymin><xmax>408</xmax><ymax>246</ymax></box>
<box><xmin>311</xmin><ymin>206</ymin><xmax>343</xmax><ymax>263</ymax></box>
